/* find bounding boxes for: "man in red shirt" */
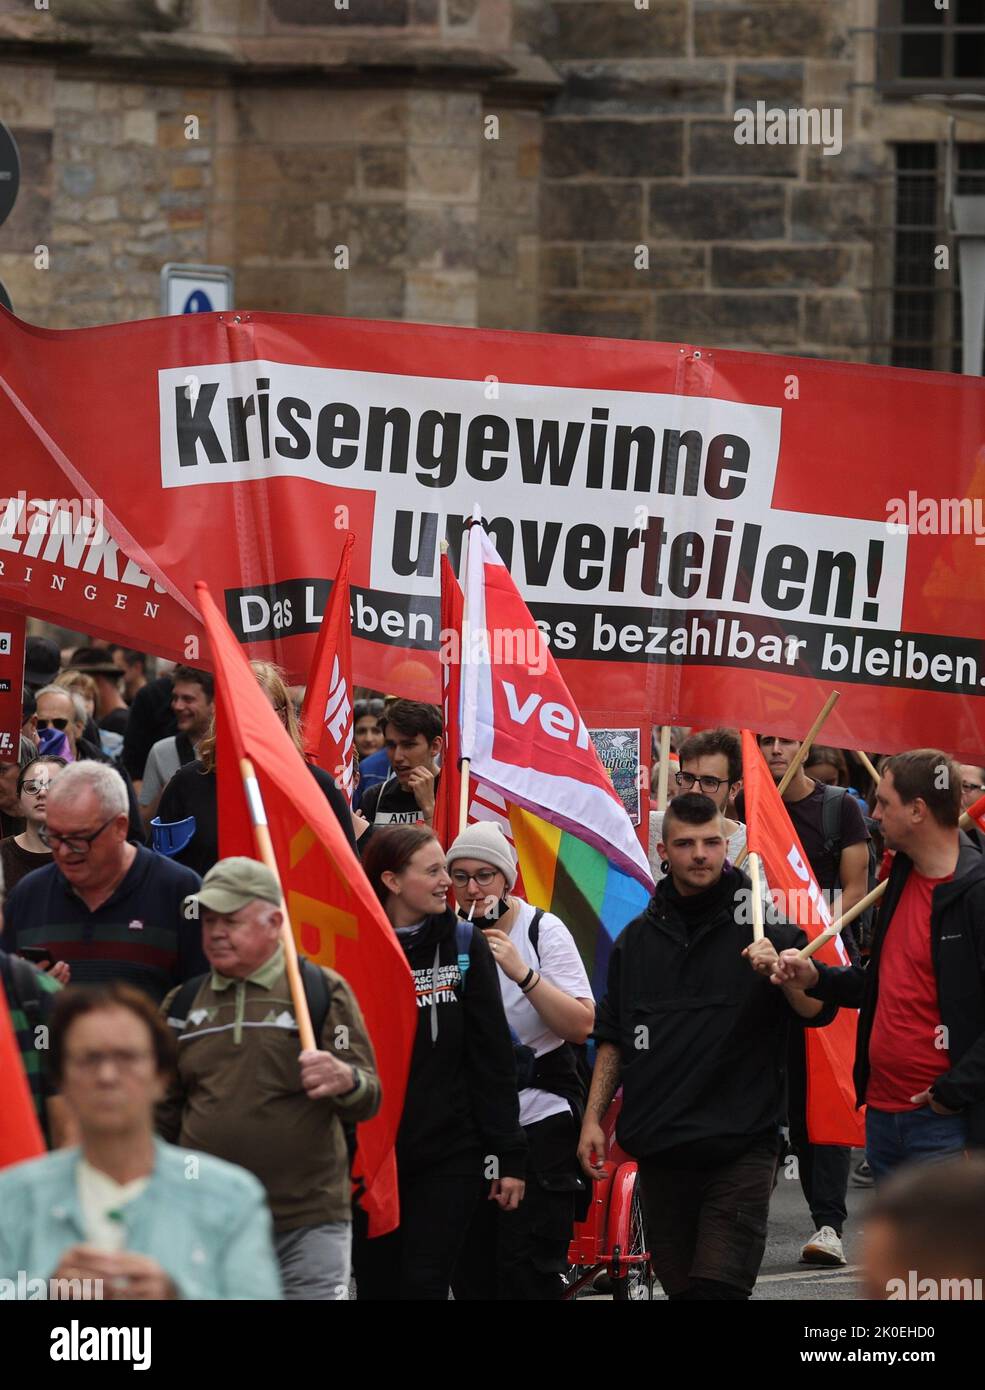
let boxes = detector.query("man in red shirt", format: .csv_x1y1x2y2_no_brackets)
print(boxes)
773,749,985,1180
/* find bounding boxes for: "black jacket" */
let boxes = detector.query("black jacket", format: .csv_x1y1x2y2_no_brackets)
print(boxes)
594,867,838,1165
156,758,358,877
808,839,985,1143
76,737,143,844
395,907,526,1181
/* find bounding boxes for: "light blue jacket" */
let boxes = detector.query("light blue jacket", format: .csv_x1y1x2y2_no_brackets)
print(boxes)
0,1138,282,1299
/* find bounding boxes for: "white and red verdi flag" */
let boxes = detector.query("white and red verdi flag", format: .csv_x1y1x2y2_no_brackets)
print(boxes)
460,517,652,888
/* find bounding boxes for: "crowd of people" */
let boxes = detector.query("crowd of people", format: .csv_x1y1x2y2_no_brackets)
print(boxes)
1,634,984,1302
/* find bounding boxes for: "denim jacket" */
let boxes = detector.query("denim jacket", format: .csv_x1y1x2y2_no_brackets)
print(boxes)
0,1138,282,1300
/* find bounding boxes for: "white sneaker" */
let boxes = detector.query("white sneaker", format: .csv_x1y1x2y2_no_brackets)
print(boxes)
800,1226,846,1266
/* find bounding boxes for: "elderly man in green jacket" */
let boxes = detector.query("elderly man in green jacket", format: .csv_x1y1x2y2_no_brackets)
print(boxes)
158,857,382,1301
0,980,280,1300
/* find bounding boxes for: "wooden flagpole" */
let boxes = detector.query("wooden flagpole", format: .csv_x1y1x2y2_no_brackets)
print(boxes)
855,749,881,788
656,725,672,812
240,756,316,1050
797,879,887,961
748,850,765,942
734,690,841,870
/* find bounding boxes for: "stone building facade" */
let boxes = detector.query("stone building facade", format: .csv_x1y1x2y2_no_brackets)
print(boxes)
0,0,981,367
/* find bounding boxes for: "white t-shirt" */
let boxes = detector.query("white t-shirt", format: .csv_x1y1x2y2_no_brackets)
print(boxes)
495,899,593,1128
139,736,184,806
76,1159,149,1252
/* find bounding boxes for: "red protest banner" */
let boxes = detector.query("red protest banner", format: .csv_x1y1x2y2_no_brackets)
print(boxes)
1,307,983,757
0,610,25,761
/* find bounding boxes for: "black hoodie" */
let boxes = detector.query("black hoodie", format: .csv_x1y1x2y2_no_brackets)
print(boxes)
395,907,526,1180
594,866,838,1167
808,838,985,1142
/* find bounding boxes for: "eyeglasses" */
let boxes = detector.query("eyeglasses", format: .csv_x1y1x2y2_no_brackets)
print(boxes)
40,813,118,854
675,771,729,794
962,781,985,795
36,717,70,731
450,868,500,887
21,779,53,795
65,1048,153,1075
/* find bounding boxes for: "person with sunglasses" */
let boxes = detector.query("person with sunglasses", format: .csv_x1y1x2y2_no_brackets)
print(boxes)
33,685,145,843
0,755,67,895
1,761,206,1004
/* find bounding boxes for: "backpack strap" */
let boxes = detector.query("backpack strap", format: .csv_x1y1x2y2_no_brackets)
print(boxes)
165,973,207,1030
174,732,197,768
528,907,545,963
298,956,332,1043
819,783,848,861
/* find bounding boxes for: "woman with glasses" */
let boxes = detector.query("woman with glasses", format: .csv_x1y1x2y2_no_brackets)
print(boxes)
0,755,67,894
445,822,595,1302
154,661,357,876
352,825,526,1300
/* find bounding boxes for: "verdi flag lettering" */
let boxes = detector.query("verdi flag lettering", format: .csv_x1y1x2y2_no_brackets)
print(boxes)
460,520,652,889
2,308,984,759
300,532,356,802
197,581,415,1236
432,546,464,851
0,972,45,1170
741,728,865,1148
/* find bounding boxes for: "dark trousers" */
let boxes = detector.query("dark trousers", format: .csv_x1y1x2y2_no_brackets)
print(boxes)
787,1031,850,1235
452,1111,580,1301
637,1136,779,1299
352,1171,483,1300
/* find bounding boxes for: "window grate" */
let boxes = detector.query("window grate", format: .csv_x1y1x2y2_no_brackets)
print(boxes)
876,0,985,93
874,142,985,372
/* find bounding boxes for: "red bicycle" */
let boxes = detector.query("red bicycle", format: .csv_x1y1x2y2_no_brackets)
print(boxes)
564,1096,654,1300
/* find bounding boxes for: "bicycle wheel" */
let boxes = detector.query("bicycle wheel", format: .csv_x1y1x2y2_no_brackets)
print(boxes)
611,1178,654,1301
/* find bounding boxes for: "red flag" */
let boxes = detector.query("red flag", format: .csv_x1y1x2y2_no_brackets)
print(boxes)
196,581,416,1236
0,973,46,1169
741,729,865,1148
966,790,985,835
432,547,463,851
300,532,356,802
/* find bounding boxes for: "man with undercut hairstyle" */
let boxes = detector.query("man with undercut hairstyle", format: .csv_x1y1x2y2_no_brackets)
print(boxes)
579,792,838,1302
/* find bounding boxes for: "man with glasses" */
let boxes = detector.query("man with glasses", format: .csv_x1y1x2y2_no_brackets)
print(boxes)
958,764,985,854
1,762,205,1003
33,684,144,842
0,981,281,1299
649,728,747,881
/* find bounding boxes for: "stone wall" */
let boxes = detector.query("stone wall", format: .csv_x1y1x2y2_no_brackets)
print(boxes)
0,0,980,361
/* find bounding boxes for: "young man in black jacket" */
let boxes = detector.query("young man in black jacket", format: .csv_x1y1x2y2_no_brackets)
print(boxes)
775,749,985,1180
578,792,838,1301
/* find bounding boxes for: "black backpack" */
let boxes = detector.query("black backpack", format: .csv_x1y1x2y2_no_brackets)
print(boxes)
166,956,357,1169
819,784,881,952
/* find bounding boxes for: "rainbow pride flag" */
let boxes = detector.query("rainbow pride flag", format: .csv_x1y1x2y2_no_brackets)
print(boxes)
470,784,651,998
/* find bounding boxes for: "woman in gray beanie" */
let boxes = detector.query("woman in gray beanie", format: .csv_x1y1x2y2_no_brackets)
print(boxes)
446,820,595,1302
